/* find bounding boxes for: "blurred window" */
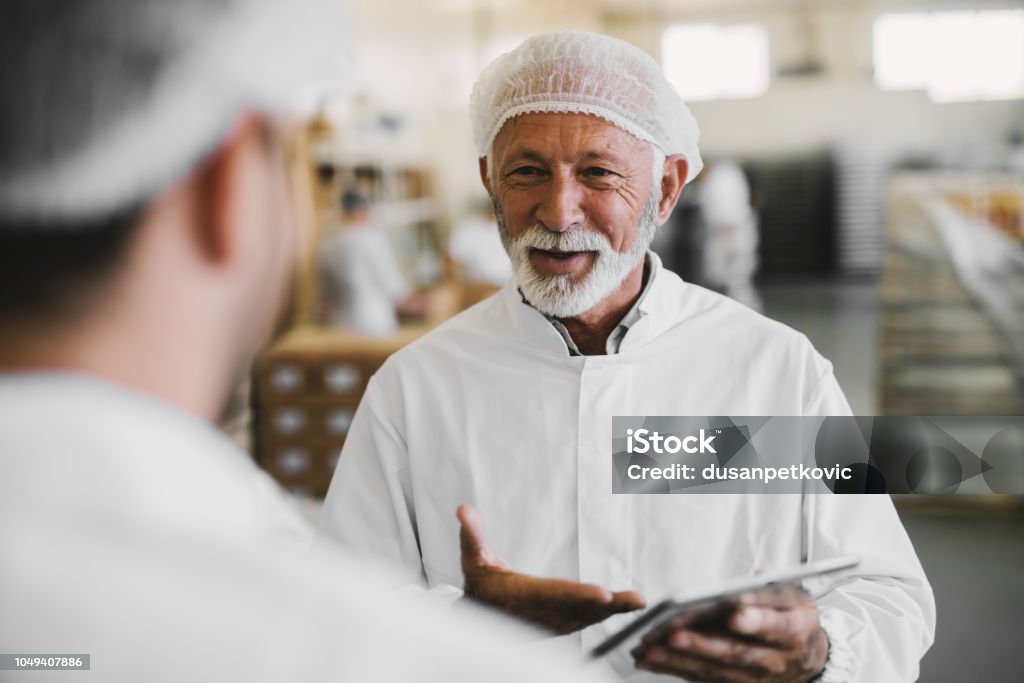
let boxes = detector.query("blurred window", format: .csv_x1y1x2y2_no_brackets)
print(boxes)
874,9,1024,103
662,24,770,101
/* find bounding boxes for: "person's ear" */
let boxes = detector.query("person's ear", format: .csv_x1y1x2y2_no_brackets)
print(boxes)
191,112,272,267
478,156,492,195
656,155,689,225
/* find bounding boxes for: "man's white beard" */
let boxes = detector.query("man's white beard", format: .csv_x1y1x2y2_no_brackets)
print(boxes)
494,188,661,318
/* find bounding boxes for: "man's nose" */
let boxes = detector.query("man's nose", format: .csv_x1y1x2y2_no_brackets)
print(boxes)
535,173,585,233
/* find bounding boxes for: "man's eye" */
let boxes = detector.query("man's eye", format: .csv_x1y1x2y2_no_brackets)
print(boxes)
584,167,615,178
510,167,543,177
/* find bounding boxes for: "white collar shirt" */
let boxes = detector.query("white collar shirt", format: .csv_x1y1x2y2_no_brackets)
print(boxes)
532,254,657,357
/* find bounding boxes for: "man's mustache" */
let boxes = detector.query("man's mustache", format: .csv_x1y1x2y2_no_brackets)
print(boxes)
511,224,614,255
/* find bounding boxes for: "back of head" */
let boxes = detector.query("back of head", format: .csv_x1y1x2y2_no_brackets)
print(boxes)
0,0,342,321
341,189,370,217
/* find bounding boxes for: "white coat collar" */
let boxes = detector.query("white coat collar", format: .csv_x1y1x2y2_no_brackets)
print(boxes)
500,251,687,357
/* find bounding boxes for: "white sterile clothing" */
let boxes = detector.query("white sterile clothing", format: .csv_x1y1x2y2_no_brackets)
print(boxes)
0,373,610,683
542,258,655,356
700,160,761,311
448,215,512,285
318,253,935,682
319,224,410,336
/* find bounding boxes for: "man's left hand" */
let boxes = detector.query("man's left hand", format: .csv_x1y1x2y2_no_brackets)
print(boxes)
631,585,828,683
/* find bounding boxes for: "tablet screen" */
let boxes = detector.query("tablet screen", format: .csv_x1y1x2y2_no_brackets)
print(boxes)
589,555,860,658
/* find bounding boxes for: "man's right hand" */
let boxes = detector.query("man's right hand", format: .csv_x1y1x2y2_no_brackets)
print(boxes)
457,504,645,635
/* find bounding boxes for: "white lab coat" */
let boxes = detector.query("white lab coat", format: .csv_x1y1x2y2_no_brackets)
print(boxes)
448,214,513,285
318,254,935,682
319,224,410,336
0,372,610,683
700,161,761,311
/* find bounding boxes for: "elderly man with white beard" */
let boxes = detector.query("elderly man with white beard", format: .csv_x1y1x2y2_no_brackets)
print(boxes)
318,31,934,683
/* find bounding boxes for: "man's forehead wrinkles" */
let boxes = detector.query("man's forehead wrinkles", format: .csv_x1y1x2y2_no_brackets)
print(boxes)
581,149,629,164
500,143,637,168
504,147,547,162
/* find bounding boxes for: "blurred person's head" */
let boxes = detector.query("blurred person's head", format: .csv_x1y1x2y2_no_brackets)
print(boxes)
340,189,371,227
469,31,701,318
0,0,342,420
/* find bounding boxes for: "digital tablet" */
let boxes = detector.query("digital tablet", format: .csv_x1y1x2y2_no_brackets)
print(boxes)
589,555,860,658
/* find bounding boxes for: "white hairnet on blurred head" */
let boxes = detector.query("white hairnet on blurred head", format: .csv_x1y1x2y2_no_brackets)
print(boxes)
470,30,703,184
0,0,347,223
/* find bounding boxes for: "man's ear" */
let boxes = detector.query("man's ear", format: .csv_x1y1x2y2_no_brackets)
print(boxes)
192,112,270,266
656,155,689,225
478,156,492,195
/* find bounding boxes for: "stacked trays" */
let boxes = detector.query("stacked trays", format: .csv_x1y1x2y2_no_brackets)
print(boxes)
880,189,1024,415
253,326,428,497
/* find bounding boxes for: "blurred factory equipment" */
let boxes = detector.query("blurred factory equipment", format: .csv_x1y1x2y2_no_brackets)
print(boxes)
253,327,427,497
881,174,1024,415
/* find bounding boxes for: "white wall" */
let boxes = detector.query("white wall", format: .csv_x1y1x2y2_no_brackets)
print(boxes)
607,0,1024,162
334,0,1024,226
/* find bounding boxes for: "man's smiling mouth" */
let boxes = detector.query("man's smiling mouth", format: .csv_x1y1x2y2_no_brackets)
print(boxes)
531,248,594,260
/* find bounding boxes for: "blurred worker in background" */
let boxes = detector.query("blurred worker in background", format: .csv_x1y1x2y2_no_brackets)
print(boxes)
648,179,707,284
1007,130,1024,177
697,158,763,311
319,30,934,683
318,189,426,335
448,198,513,285
0,3,611,682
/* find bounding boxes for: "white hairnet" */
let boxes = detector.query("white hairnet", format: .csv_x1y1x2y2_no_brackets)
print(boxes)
470,31,703,184
0,0,348,223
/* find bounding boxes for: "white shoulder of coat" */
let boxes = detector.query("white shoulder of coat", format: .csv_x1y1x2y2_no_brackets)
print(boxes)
647,269,821,356
378,290,513,368
375,275,826,379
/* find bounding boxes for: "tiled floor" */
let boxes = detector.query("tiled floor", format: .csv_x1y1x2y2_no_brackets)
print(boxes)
898,508,1023,682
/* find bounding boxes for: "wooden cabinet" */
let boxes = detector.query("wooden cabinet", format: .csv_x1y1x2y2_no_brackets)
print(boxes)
252,325,430,497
